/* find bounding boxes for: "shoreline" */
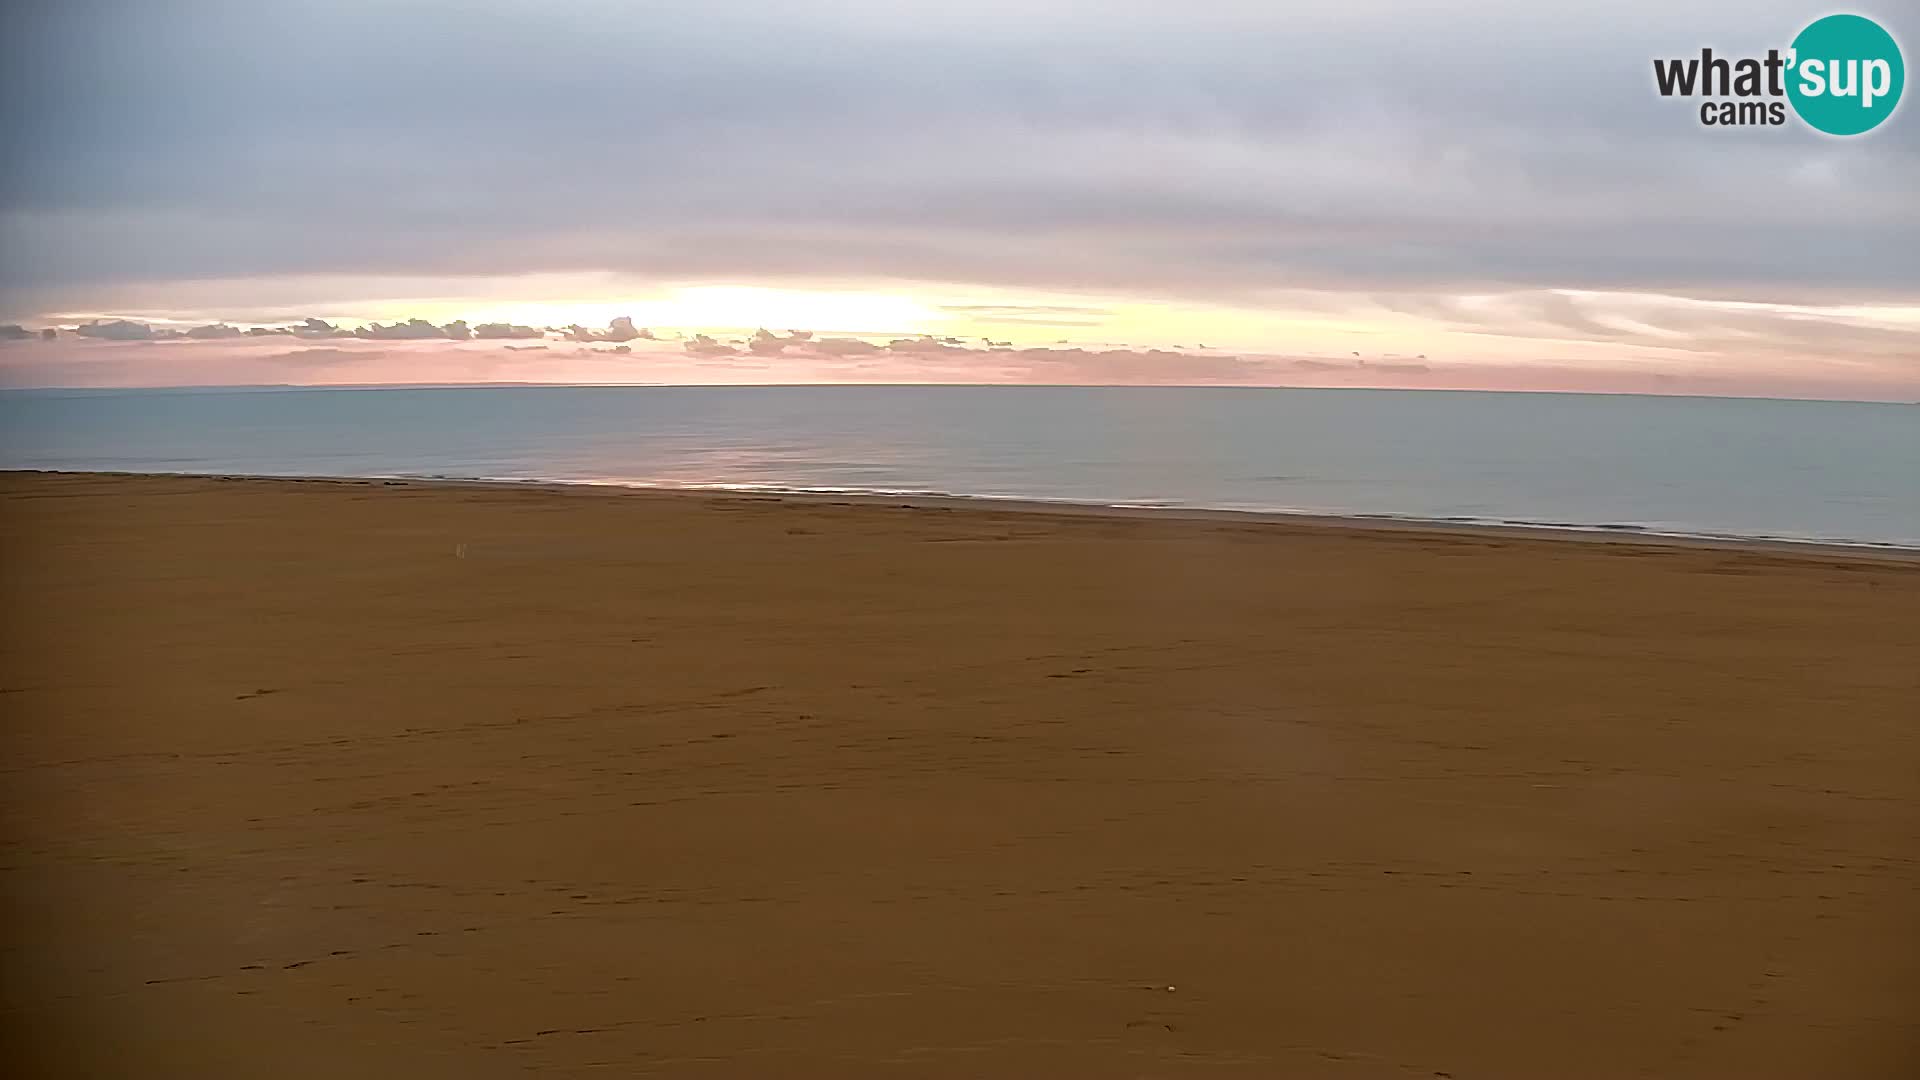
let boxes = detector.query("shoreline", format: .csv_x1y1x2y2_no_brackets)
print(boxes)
4,381,1918,408
10,466,1919,564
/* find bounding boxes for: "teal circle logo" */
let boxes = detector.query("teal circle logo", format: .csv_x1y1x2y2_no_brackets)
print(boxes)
1787,14,1904,135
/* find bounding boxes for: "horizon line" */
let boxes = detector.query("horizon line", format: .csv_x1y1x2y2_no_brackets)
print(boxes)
1,380,1912,407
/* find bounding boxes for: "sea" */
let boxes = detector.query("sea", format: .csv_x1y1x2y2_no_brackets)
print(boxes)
3,384,1916,549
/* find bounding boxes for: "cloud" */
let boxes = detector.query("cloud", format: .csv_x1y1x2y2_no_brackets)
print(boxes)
473,322,545,339
263,347,376,367
668,331,1267,385
941,304,1114,319
809,336,884,355
54,314,526,342
684,333,739,357
292,317,347,338
605,316,652,341
0,1,1911,312
1375,289,1920,361
0,324,32,341
74,319,153,340
354,318,463,340
4,312,1913,399
565,316,654,342
940,304,1115,327
26,316,1263,386
883,336,969,356
747,328,814,355
978,346,1261,385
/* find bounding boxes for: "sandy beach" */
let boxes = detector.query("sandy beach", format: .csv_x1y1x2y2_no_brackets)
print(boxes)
3,470,1916,1077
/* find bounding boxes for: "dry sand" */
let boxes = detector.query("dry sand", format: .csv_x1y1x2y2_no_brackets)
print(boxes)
3,471,1917,1078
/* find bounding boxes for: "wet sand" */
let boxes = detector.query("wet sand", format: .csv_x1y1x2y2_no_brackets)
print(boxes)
4,471,1917,1077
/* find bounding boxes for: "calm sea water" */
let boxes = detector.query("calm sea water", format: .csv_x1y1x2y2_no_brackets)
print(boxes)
3,385,1916,548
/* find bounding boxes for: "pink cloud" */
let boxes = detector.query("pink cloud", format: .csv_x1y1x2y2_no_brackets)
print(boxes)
2,315,1915,403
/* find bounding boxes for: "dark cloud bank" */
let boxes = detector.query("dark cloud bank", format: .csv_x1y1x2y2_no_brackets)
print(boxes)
7,315,1429,388
5,316,649,344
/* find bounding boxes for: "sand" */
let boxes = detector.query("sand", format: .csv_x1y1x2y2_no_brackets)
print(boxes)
3,470,1917,1078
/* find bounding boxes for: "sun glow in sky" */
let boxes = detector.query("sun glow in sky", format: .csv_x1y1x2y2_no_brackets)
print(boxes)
384,282,1426,356
426,287,953,340
5,274,1917,400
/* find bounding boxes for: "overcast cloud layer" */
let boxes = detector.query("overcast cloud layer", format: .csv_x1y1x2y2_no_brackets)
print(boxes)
0,1,1914,397
4,1,1916,300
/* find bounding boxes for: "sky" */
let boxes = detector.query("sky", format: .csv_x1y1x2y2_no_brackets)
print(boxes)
0,0,1914,398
